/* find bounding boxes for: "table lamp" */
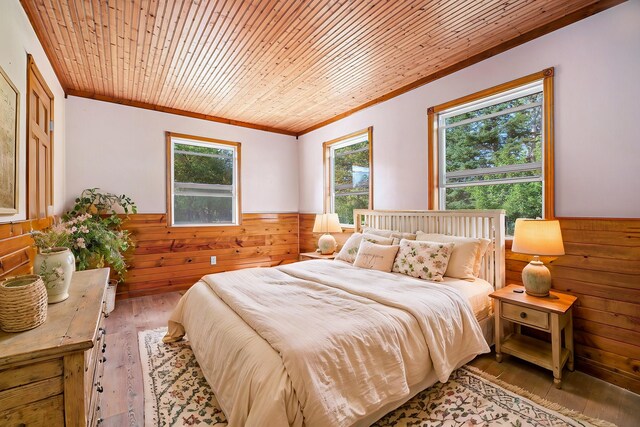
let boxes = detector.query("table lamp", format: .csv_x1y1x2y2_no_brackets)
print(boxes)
313,213,342,254
512,219,565,297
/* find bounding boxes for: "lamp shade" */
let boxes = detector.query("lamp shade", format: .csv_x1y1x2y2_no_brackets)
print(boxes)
312,213,342,233
512,219,565,256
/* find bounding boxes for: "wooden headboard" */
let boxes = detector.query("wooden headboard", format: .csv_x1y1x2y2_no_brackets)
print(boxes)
353,209,506,290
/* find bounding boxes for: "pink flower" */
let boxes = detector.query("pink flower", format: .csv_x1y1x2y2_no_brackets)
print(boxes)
75,237,86,249
79,225,89,233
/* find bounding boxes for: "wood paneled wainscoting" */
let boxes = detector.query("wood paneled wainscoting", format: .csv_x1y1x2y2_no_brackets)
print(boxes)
506,218,640,393
118,213,299,299
0,217,53,279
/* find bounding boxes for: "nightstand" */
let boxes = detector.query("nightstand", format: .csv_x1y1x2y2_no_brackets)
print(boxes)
299,251,337,261
490,284,577,388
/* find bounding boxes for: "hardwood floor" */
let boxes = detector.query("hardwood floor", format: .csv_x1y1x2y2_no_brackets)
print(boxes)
103,292,640,427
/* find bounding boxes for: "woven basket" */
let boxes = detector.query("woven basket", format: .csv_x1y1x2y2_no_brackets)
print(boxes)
0,275,48,333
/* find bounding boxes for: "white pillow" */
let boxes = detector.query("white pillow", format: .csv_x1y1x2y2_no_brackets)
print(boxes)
415,232,491,280
335,233,394,264
392,239,454,282
353,240,399,272
362,227,416,245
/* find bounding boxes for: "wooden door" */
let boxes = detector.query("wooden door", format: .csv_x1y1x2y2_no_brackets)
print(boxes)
27,55,54,219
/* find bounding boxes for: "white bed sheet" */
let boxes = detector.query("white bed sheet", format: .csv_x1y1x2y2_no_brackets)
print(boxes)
439,276,494,321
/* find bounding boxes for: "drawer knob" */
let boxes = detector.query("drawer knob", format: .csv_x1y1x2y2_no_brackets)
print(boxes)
102,356,107,363
102,343,107,353
520,312,527,319
97,418,104,424
97,385,104,393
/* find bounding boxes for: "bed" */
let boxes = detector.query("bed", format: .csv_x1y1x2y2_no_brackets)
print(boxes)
164,209,506,427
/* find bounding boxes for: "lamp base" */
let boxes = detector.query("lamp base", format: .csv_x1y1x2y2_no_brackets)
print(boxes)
317,233,337,255
522,256,551,297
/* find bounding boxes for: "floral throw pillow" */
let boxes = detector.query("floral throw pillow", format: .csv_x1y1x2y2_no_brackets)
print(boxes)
392,239,455,282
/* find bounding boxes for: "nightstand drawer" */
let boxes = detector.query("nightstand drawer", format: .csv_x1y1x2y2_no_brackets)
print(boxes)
502,302,549,330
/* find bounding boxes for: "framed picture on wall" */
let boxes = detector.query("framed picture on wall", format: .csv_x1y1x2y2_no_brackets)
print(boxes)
0,65,19,215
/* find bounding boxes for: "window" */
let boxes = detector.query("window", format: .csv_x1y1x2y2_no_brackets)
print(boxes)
323,127,373,226
166,132,241,226
428,69,555,235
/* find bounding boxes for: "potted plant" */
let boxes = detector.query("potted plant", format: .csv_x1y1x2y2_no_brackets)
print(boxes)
32,188,137,307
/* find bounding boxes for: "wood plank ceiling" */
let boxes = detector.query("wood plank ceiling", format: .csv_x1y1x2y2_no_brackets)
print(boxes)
20,0,622,135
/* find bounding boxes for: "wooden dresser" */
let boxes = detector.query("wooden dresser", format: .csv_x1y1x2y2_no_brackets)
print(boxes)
0,268,109,426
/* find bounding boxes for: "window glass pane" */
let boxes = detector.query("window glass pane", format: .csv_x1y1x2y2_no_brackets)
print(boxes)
440,87,544,232
332,139,369,225
173,195,233,225
174,143,233,185
333,141,369,192
445,104,542,174
334,194,369,226
171,139,237,226
445,182,542,235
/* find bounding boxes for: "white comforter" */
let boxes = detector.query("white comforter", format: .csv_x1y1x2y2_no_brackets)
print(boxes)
165,260,489,426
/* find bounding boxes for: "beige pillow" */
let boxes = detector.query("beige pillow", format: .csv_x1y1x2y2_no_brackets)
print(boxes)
353,240,400,272
390,232,416,245
362,227,394,238
392,239,454,282
335,233,394,264
415,232,491,280
362,227,416,245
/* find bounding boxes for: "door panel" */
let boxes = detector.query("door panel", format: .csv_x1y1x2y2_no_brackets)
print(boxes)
27,56,54,219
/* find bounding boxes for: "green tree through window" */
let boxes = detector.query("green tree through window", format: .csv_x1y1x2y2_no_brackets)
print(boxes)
438,84,545,235
325,130,372,225
168,134,240,226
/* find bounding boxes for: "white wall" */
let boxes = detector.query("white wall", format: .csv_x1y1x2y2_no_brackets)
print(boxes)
298,1,640,218
65,97,299,213
0,0,66,222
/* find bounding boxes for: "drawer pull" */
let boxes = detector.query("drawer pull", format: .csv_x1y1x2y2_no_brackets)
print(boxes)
97,418,104,425
520,312,527,319
102,343,107,353
97,385,104,393
102,356,107,363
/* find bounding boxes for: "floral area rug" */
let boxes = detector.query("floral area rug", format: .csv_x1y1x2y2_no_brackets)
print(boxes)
139,327,615,427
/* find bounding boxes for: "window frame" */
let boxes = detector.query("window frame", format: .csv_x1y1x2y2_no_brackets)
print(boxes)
166,131,242,227
427,68,555,220
323,127,373,227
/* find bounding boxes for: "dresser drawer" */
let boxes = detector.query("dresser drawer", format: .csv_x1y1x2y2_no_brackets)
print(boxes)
501,302,549,330
0,395,64,426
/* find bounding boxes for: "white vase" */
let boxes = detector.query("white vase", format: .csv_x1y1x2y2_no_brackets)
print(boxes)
34,247,76,304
